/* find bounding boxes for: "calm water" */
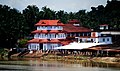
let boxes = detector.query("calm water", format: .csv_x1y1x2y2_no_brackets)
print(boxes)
0,58,120,71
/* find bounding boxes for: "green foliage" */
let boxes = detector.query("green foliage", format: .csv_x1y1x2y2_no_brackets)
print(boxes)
0,48,9,57
18,39,28,48
0,5,27,48
23,5,40,32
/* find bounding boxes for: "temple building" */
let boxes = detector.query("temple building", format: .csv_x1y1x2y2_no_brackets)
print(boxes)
28,20,91,50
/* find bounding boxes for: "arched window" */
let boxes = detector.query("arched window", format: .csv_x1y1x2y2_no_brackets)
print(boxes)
107,38,109,41
103,38,105,42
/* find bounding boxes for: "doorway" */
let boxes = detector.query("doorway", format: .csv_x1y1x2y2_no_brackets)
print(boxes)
40,43,43,50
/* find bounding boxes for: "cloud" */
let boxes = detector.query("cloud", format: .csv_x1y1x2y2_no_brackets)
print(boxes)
0,0,106,12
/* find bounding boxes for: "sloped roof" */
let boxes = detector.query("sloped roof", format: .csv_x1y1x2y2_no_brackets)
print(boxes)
32,24,91,33
28,39,61,43
99,24,108,26
49,39,61,43
63,24,91,33
35,20,64,26
31,30,41,33
28,39,40,43
49,30,60,33
68,19,80,24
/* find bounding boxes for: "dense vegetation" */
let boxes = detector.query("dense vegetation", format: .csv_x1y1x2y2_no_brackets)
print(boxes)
0,0,120,49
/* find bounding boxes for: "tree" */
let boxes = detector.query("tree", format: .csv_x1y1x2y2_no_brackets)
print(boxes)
56,10,69,23
40,6,56,20
0,5,27,48
23,5,40,33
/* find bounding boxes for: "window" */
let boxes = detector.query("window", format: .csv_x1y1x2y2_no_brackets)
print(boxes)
84,33,87,36
37,26,41,30
103,38,105,42
81,33,83,36
55,26,57,30
79,33,80,36
91,39,93,42
80,39,82,42
43,26,45,30
83,33,84,36
86,33,91,36
35,34,39,38
58,26,61,30
107,38,109,41
76,33,79,37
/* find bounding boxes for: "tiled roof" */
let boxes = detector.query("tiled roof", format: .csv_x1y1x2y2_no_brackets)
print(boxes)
75,36,99,38
31,30,41,33
35,20,64,26
28,39,61,43
63,24,91,33
68,19,80,24
103,49,120,52
28,39,73,45
49,30,59,33
49,39,61,43
99,24,108,26
83,47,120,52
49,30,66,33
28,39,40,43
40,39,49,43
32,24,91,33
60,40,71,45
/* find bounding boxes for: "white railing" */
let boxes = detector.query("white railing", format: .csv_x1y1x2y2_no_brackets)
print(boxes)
34,33,66,39
37,26,63,30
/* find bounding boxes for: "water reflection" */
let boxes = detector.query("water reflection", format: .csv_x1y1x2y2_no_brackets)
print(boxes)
0,57,120,71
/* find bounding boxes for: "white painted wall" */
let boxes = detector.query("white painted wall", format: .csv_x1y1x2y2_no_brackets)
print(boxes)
96,32,101,37
28,43,61,50
100,26,108,30
100,26,104,30
101,31,120,35
98,37,112,44
34,33,66,39
77,36,112,44
37,26,63,30
43,43,61,50
28,43,40,50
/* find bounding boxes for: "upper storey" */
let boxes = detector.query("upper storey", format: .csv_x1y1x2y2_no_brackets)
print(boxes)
35,20,64,30
68,19,81,26
99,24,109,30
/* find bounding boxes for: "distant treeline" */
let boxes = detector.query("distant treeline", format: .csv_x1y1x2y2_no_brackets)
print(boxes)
0,0,120,48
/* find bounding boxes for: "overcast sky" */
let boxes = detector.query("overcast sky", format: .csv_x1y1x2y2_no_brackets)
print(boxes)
0,0,107,12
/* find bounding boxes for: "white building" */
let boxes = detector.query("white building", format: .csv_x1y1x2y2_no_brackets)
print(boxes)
28,20,112,50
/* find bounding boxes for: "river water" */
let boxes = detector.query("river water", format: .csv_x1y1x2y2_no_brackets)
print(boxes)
0,58,120,71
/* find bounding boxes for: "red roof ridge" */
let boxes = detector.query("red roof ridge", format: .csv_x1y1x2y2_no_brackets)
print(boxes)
35,20,64,26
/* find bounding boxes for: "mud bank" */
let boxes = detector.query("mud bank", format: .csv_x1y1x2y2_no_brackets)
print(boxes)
11,52,120,65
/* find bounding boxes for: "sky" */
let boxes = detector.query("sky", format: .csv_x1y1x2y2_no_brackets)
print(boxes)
0,0,107,12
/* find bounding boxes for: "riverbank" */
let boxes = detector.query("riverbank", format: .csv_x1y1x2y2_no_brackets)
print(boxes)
41,54,120,64
10,52,120,65
1,47,118,65
1,51,120,68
